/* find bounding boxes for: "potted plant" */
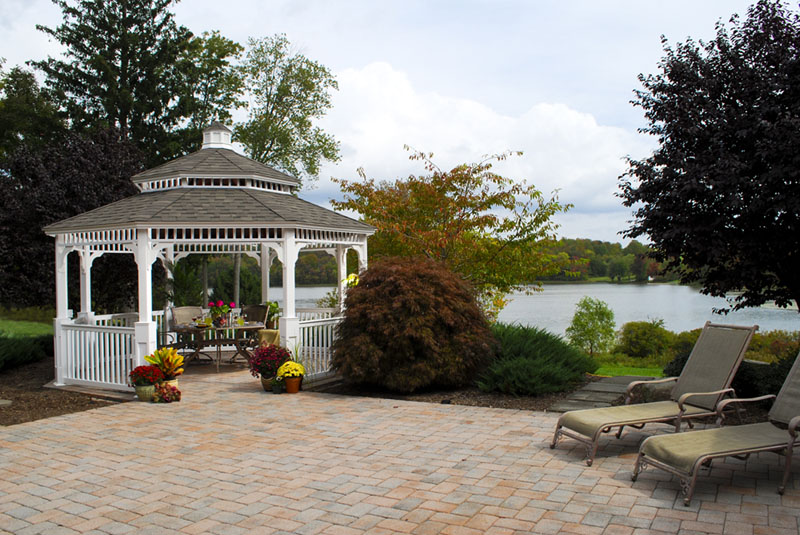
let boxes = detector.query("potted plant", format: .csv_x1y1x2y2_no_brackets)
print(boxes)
128,365,164,401
153,383,181,403
208,299,235,327
265,301,280,329
276,360,305,393
145,347,185,387
249,344,291,391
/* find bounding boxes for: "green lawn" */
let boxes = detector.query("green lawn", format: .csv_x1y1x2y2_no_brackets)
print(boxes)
0,319,53,337
593,365,664,377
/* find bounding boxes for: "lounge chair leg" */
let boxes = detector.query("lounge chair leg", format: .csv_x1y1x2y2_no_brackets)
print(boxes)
585,441,599,466
682,475,698,506
615,425,625,439
778,442,795,494
632,452,644,481
550,425,561,449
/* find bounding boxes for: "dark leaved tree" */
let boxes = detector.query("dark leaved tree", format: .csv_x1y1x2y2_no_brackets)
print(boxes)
0,129,143,309
331,257,495,393
620,0,800,311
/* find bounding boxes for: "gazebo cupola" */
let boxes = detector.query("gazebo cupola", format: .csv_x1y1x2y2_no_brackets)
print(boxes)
44,122,374,392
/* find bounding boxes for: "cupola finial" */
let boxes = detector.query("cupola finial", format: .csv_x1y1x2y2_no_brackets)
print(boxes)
202,121,233,149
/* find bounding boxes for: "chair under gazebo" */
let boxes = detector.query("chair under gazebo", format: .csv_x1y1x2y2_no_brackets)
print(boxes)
44,123,374,392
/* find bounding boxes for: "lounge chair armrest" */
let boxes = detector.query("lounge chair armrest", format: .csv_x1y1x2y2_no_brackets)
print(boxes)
624,377,677,404
677,388,734,411
715,394,776,420
788,415,800,437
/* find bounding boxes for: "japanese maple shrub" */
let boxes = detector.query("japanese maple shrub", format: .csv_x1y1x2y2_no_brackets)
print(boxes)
331,257,495,393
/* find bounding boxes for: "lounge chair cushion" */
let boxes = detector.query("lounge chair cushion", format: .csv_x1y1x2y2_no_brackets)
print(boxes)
560,401,710,438
640,421,789,475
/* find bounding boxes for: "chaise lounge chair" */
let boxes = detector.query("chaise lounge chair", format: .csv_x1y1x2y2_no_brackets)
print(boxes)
550,322,757,466
632,351,800,505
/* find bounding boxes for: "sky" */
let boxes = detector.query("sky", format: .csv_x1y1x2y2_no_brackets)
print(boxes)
2,0,760,243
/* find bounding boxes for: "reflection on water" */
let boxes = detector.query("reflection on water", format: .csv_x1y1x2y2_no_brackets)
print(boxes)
280,284,799,336
499,283,799,336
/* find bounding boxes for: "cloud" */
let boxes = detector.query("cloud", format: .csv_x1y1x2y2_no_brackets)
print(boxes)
307,62,655,242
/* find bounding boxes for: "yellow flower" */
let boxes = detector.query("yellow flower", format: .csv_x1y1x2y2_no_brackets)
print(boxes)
277,360,305,378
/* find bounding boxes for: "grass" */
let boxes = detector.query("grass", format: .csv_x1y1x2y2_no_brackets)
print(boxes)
0,319,54,337
594,365,664,377
592,352,668,378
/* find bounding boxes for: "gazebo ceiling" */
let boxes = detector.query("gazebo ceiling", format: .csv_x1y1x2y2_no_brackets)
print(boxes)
43,187,374,234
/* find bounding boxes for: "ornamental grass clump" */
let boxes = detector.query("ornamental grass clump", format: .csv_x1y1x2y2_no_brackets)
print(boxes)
249,344,291,378
128,365,164,387
144,347,184,380
477,323,597,396
331,257,495,393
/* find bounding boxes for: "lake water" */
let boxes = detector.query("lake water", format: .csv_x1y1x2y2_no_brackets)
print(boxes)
284,284,799,336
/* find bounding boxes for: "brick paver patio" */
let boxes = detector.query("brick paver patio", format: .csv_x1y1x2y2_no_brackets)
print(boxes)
1,370,798,535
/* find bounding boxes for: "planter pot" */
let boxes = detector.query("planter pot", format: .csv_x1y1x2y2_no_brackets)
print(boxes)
260,376,275,392
135,385,155,402
160,379,179,389
284,376,301,394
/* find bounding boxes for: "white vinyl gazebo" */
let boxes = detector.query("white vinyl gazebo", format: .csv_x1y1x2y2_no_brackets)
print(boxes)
44,123,373,391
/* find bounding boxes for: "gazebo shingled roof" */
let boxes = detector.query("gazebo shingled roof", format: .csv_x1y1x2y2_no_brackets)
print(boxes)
44,186,374,234
131,147,301,186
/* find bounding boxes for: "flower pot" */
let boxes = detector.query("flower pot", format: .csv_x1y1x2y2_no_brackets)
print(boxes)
135,384,155,402
160,379,179,389
284,376,301,394
260,376,275,392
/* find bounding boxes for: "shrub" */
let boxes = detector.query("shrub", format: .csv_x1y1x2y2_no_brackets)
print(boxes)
330,257,495,393
477,323,597,396
746,330,800,363
0,334,51,372
565,296,616,356
614,319,674,359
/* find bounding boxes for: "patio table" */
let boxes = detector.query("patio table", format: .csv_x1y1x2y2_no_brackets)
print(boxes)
173,323,263,371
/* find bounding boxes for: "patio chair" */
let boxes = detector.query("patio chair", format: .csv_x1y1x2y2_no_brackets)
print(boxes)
240,305,267,324
550,322,757,466
168,306,209,361
632,351,800,505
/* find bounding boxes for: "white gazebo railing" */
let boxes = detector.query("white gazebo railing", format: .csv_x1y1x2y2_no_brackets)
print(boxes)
298,315,341,383
61,323,136,390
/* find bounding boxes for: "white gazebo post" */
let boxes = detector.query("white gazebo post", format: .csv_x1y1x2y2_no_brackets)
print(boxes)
133,229,157,366
77,247,98,324
279,229,300,349
335,245,348,311
53,236,70,386
261,245,276,304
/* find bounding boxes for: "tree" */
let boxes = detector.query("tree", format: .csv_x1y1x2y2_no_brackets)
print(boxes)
565,296,616,357
236,34,339,182
608,257,630,281
330,257,495,393
619,0,800,311
0,129,143,308
332,148,570,314
33,0,239,165
175,31,245,152
0,66,65,159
